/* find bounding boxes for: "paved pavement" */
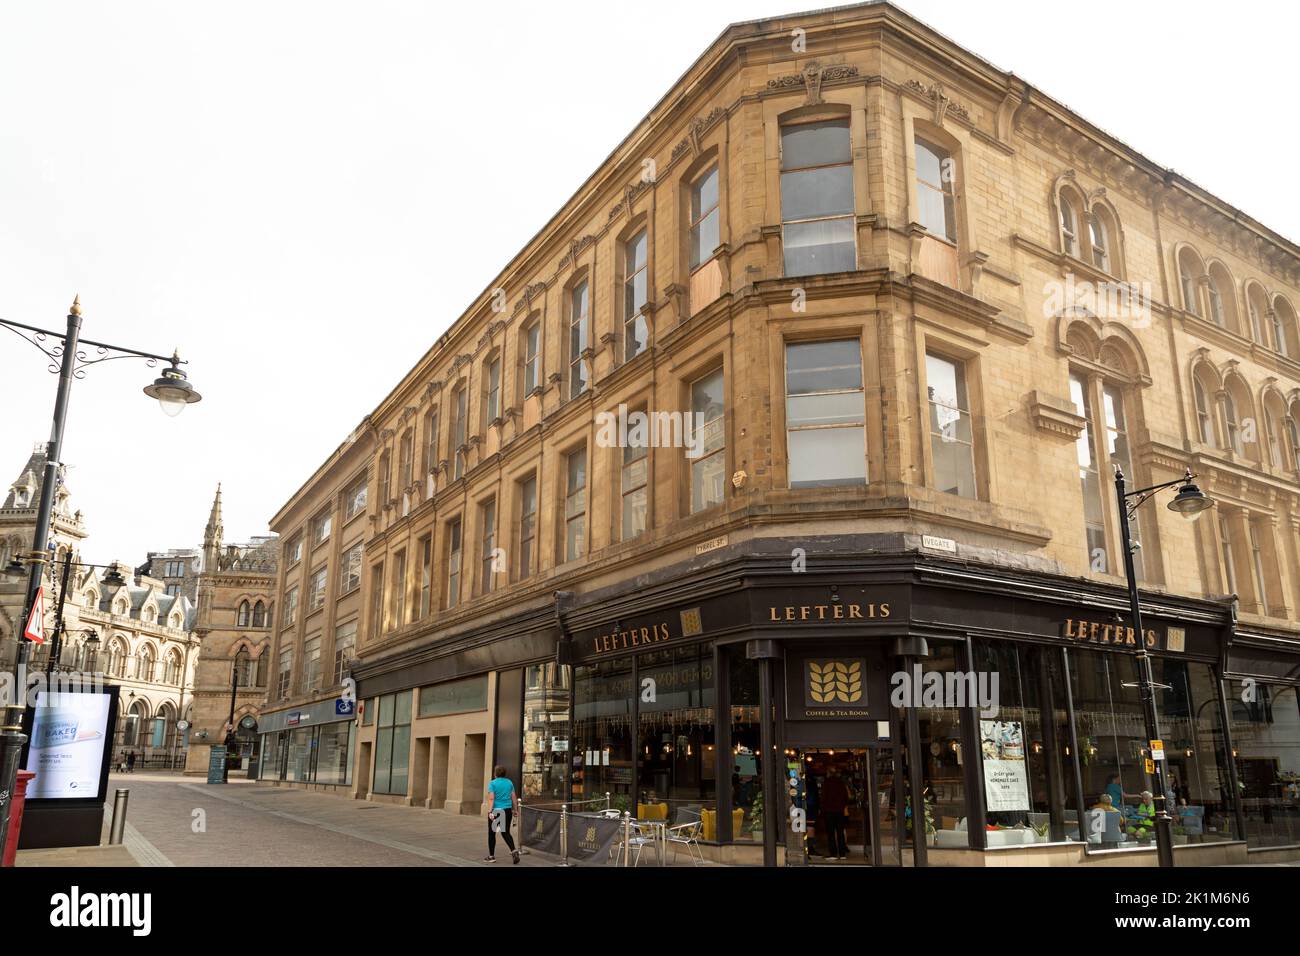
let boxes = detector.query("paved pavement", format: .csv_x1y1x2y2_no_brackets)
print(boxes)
15,771,709,867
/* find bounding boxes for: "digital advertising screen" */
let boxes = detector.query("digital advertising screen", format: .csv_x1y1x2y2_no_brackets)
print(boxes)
23,690,115,801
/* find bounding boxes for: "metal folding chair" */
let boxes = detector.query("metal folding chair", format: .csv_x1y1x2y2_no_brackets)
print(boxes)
666,819,705,865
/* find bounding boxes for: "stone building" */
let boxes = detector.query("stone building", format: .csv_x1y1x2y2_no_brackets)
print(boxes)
262,3,1300,864
138,548,202,603
1,446,200,767
181,486,278,775
258,427,372,789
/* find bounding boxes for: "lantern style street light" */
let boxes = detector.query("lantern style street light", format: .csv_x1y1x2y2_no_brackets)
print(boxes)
1114,466,1214,869
0,296,202,861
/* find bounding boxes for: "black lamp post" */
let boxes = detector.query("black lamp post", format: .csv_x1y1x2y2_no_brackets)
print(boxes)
0,296,201,863
224,647,249,783
1114,465,1214,868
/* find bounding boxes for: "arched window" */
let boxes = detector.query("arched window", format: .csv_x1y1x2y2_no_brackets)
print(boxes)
1223,389,1241,455
1246,283,1269,346
1178,247,1205,316
1273,297,1297,359
164,650,183,684
237,601,250,627
1088,212,1111,273
252,600,266,627
1222,375,1256,460
1058,190,1081,257
109,638,128,678
1206,263,1238,332
1288,404,1300,471
136,645,156,682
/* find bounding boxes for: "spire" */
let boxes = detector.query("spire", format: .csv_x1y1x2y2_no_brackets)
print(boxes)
203,483,223,570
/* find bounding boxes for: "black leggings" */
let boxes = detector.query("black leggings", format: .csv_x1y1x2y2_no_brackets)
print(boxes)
488,808,516,856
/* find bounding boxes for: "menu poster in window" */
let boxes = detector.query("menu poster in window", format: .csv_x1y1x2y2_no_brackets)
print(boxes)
979,719,1030,812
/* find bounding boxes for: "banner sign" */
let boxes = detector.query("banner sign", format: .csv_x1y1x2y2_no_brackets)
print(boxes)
566,814,624,866
980,720,1030,812
521,806,562,856
24,691,112,800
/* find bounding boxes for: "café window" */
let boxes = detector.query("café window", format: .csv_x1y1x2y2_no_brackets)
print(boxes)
728,647,763,842
1227,683,1300,848
785,339,865,488
780,118,855,276
637,644,716,825
523,663,571,804
914,644,971,846
572,656,635,808
689,369,725,514
926,353,976,498
373,690,413,796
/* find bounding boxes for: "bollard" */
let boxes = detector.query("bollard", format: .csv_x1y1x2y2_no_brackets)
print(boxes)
108,788,130,845
605,791,611,811
560,803,569,866
622,811,631,867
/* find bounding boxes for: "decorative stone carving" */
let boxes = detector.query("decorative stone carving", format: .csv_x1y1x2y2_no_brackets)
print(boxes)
767,62,859,106
904,79,970,124
558,235,596,270
671,105,727,161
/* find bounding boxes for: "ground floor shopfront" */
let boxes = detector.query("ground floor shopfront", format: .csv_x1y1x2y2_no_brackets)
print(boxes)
352,553,1300,866
258,698,356,790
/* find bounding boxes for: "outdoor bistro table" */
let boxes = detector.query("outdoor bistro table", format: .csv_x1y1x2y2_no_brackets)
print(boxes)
636,819,668,866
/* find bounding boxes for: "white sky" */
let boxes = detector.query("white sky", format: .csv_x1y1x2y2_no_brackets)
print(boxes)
1,0,1295,566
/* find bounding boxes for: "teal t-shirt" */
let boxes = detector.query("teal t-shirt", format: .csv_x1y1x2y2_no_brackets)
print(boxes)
488,777,515,811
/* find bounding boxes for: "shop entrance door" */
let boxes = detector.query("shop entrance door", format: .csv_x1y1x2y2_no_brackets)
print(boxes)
792,746,903,865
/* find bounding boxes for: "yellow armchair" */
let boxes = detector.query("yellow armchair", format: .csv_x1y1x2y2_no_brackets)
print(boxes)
637,802,669,821
700,808,745,841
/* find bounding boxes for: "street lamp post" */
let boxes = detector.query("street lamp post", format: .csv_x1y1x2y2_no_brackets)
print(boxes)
0,296,201,863
1114,465,1214,869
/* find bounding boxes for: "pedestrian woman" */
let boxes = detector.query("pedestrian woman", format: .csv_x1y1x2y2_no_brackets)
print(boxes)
484,766,520,864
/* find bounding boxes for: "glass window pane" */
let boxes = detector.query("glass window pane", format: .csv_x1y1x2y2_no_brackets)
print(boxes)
787,391,866,428
787,340,863,394
788,428,865,487
691,209,719,268
781,119,851,170
780,166,854,222
782,218,856,277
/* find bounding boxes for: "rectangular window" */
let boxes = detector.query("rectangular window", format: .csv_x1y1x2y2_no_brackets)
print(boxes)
624,231,649,361
690,369,726,513
1219,516,1237,594
785,340,865,487
164,560,185,577
1071,374,1108,573
369,563,384,637
780,119,855,276
302,636,321,693
523,321,542,395
165,584,180,597
344,474,368,521
418,675,489,718
446,519,462,609
569,280,589,400
915,137,956,243
286,536,302,567
689,167,720,270
622,440,648,540
378,451,392,504
418,534,432,619
372,690,412,796
452,385,468,480
390,549,407,627
332,620,357,686
481,498,498,593
339,542,363,594
518,475,537,578
283,586,299,627
927,353,977,498
485,356,502,423
565,448,587,562
422,408,439,475
312,512,331,545
1250,521,1270,610
308,566,328,611
276,648,293,700
398,430,413,489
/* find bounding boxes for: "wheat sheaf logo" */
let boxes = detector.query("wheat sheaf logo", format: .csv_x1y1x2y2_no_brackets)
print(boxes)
534,818,544,835
584,825,597,843
808,660,863,704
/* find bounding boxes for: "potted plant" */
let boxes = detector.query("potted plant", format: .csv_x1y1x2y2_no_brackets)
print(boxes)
905,790,937,845
1172,823,1188,846
1032,820,1050,843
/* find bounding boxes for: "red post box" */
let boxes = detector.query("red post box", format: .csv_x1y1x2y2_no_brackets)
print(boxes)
2,770,35,867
